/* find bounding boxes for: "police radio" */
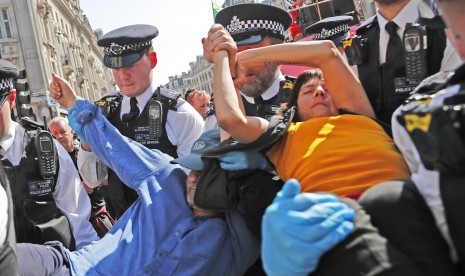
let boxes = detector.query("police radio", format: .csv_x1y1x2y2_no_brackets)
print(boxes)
147,98,163,139
35,129,57,178
403,23,428,80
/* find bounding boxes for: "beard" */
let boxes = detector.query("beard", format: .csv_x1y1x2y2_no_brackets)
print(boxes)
239,62,279,98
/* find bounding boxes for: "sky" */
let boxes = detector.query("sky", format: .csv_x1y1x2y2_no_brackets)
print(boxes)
79,0,226,86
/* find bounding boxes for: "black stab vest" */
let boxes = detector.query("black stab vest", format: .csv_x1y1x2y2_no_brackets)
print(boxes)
2,131,75,250
101,89,183,218
357,16,446,124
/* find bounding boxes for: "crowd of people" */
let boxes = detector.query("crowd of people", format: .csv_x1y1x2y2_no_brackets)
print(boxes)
1,0,465,275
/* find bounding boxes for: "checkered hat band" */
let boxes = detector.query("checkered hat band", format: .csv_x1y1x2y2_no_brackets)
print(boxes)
313,24,349,40
226,19,286,37
103,41,152,56
0,78,13,92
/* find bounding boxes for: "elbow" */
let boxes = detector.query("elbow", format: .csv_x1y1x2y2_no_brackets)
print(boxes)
217,114,246,136
322,40,340,58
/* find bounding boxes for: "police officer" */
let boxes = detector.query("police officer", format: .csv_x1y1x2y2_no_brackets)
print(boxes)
77,24,204,219
0,60,98,250
354,0,461,124
359,1,465,274
305,15,353,55
214,3,294,122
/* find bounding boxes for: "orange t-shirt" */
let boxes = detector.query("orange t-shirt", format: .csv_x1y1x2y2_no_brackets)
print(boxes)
267,115,410,197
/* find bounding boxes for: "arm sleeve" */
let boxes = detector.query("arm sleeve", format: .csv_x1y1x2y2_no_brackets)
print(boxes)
71,99,172,190
53,141,99,249
391,106,419,173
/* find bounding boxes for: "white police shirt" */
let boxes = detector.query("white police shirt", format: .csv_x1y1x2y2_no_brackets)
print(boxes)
0,121,98,249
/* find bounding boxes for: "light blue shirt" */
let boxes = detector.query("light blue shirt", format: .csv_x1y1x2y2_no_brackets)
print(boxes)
65,99,259,275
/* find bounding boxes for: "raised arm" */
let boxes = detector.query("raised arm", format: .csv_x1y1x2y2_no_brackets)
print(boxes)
236,41,375,118
204,25,269,144
49,74,173,190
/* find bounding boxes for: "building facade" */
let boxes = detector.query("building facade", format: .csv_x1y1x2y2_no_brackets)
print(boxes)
164,55,214,99
1,0,114,125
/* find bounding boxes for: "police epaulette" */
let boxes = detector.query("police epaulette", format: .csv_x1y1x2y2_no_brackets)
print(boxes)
356,15,377,35
20,117,44,131
205,107,216,118
159,88,184,110
96,93,122,104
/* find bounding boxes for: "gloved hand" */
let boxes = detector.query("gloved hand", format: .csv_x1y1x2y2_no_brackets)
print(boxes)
218,151,268,171
262,179,355,276
68,106,88,144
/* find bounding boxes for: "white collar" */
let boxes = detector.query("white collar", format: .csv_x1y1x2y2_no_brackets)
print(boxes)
122,83,157,111
377,0,420,33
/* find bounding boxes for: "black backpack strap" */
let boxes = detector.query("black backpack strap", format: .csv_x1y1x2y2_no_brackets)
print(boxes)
203,107,296,157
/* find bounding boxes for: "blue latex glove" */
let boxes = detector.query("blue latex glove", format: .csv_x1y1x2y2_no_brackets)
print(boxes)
68,106,88,144
262,179,355,276
218,151,268,171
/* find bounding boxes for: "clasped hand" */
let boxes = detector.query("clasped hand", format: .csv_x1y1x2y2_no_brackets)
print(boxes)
202,24,251,87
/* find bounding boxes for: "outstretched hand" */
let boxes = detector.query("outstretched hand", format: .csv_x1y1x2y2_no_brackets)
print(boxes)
49,73,77,109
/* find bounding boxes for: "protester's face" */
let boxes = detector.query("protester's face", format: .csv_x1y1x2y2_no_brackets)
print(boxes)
237,38,280,98
438,0,465,62
50,123,74,152
112,53,153,97
297,77,338,121
0,91,15,140
186,170,200,207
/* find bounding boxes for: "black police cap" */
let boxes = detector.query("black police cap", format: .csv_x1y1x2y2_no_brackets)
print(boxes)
215,3,292,46
0,59,20,107
97,24,159,69
305,15,352,46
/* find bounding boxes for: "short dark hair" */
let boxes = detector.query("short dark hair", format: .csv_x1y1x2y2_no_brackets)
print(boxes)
278,69,324,120
185,88,196,100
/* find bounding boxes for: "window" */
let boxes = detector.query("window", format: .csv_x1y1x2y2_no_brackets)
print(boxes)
0,8,12,39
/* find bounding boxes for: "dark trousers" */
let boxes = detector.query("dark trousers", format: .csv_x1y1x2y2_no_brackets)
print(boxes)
359,180,464,276
17,241,70,276
312,196,423,275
